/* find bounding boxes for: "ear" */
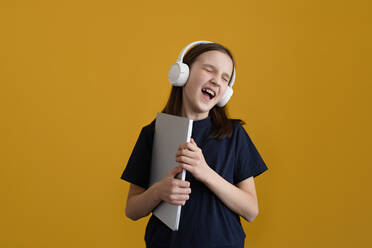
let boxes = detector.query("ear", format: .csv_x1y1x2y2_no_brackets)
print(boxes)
217,86,233,107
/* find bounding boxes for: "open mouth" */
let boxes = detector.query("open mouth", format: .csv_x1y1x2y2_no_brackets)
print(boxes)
201,87,216,100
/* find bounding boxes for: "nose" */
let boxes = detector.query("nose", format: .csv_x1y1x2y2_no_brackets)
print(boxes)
210,74,223,86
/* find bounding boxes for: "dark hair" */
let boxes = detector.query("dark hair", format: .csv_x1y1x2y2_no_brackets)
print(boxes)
162,42,245,139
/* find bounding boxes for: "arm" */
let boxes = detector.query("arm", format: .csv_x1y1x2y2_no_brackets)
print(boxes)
125,183,160,221
176,139,259,222
203,172,259,222
125,166,191,221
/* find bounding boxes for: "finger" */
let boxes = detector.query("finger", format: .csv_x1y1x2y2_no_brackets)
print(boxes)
176,155,194,165
170,200,187,206
180,163,193,173
179,140,197,150
171,187,191,195
179,142,198,152
178,142,189,150
172,179,190,188
167,166,183,177
176,149,197,159
169,194,189,202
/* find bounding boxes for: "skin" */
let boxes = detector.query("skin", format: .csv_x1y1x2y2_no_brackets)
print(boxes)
125,50,259,222
181,50,232,120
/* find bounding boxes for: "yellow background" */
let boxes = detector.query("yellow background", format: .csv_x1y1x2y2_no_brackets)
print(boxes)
1,0,371,247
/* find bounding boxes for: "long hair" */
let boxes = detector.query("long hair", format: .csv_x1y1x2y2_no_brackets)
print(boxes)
162,42,245,139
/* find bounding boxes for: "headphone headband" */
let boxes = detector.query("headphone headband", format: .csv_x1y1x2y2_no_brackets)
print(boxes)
176,40,213,62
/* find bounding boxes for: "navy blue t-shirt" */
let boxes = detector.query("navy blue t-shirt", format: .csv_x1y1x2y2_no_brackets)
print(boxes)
121,115,268,248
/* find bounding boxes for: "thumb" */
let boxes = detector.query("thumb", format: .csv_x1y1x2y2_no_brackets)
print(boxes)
167,165,183,177
190,138,196,145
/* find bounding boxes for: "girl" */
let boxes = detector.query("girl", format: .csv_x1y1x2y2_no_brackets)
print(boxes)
121,41,268,248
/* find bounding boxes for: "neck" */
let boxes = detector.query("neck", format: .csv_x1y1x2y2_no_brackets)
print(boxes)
181,104,209,121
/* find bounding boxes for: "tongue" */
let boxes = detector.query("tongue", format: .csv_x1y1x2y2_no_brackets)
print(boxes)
202,91,212,99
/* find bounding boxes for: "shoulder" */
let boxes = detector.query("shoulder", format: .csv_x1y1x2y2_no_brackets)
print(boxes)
142,119,155,133
135,119,156,146
139,118,156,134
230,120,256,147
230,119,248,137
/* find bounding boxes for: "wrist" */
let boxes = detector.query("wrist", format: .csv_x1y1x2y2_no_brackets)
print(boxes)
201,165,214,185
149,182,161,203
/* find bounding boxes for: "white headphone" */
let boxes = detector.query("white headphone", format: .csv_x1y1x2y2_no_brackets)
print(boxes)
168,40,236,107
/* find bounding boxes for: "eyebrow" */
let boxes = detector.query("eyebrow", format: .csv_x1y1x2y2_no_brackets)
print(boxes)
202,63,231,80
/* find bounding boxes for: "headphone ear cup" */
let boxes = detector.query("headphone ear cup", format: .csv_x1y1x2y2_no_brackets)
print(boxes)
217,86,233,107
168,62,190,87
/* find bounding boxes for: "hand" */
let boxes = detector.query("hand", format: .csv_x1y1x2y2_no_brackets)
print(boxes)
155,166,191,206
176,138,212,183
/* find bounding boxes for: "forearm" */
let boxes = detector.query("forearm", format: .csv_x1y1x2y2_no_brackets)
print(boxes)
126,166,191,221
125,183,161,220
202,168,258,222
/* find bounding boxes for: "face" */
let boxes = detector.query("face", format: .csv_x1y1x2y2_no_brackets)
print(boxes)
182,50,233,119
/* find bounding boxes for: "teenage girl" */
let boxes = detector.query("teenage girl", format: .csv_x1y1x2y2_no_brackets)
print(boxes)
121,41,268,248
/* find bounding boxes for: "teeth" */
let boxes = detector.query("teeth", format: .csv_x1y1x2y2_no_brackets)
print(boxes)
206,89,215,97
202,88,215,97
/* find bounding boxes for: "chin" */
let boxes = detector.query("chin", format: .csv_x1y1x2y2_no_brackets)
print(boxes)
193,96,218,113
197,103,215,113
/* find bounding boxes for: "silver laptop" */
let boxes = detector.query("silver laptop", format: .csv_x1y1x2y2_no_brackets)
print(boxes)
149,112,193,231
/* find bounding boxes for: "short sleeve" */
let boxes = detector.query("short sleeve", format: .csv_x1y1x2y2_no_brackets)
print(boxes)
120,122,154,189
234,124,268,184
